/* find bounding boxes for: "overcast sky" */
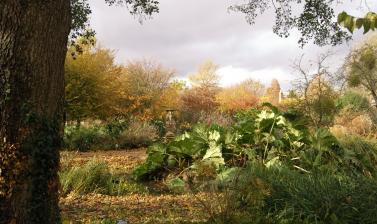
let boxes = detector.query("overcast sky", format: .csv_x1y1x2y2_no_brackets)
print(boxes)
90,0,377,90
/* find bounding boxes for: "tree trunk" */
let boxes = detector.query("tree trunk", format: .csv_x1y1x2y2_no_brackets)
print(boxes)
0,1,71,223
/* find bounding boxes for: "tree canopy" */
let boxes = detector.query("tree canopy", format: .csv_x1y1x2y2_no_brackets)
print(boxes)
344,34,377,107
231,0,376,46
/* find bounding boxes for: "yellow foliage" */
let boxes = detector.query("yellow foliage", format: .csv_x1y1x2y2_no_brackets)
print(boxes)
115,60,176,120
189,60,219,89
65,44,122,121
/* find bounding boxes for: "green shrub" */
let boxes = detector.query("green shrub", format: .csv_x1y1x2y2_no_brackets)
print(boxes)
104,118,129,139
337,135,377,177
59,159,148,196
336,91,370,112
207,164,377,224
63,125,113,151
60,159,113,195
118,119,158,148
151,119,166,137
133,106,309,181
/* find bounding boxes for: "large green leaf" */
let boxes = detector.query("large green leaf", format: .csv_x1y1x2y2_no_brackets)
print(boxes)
202,141,225,168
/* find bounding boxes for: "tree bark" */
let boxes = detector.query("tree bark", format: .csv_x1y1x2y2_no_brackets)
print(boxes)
0,1,71,223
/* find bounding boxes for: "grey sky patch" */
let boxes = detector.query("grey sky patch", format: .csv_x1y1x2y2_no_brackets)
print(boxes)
90,0,376,91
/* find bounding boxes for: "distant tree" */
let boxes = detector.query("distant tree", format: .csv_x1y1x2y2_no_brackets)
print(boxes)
344,35,377,108
182,61,221,122
292,53,338,128
231,0,376,46
216,79,263,113
189,61,220,89
64,42,121,124
154,80,186,119
118,60,175,120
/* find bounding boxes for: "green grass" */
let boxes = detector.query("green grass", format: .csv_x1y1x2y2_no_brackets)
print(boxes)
59,159,148,196
206,164,377,224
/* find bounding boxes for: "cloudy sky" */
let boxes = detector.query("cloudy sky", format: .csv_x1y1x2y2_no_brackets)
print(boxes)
90,0,376,90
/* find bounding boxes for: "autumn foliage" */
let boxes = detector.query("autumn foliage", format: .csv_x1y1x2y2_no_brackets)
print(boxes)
216,79,263,113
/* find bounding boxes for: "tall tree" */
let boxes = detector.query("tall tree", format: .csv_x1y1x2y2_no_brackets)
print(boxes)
182,61,220,122
292,53,338,128
118,60,175,120
344,34,377,108
0,1,71,223
65,43,121,123
0,0,159,223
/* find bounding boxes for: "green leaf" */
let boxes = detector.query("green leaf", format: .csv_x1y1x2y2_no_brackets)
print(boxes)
216,167,242,184
344,16,355,33
355,18,364,29
337,11,348,24
167,177,185,193
265,156,281,168
363,19,371,34
208,130,221,142
202,142,225,168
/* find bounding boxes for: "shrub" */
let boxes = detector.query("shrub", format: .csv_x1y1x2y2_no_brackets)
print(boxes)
336,91,370,112
118,119,158,148
63,125,112,151
59,159,148,196
206,164,377,224
334,106,373,136
337,134,377,177
60,159,113,195
350,114,373,135
133,106,309,181
150,119,166,137
104,118,129,139
198,111,234,127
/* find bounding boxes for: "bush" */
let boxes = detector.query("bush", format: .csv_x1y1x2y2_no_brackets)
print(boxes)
63,119,159,151
118,119,158,148
63,125,112,151
104,118,129,139
133,106,309,181
207,164,377,224
334,106,374,136
336,91,370,112
59,159,148,196
60,159,113,195
337,135,377,177
150,119,166,137
198,111,234,127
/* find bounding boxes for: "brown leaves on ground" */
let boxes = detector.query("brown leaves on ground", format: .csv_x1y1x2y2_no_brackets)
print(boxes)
60,149,147,174
60,149,210,223
60,192,211,223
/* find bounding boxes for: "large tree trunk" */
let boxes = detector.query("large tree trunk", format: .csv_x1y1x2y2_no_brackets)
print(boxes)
0,1,71,223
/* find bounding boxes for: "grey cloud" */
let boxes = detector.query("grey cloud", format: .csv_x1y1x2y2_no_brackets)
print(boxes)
90,0,374,83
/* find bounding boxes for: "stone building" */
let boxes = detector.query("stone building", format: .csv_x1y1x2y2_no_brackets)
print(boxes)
266,79,282,105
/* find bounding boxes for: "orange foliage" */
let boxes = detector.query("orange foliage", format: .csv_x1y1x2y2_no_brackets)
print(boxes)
216,80,262,113
115,60,175,121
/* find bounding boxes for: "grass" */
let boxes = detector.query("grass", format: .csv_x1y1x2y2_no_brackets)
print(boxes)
202,164,377,224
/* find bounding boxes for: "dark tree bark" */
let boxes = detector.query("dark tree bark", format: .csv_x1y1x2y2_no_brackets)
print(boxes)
0,0,71,223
